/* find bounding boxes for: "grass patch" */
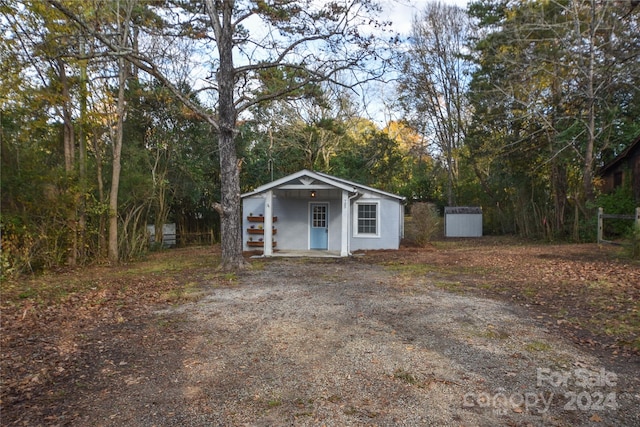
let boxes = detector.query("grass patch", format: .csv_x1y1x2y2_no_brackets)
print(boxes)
160,281,207,304
18,288,37,299
434,281,463,292
525,341,552,352
479,328,510,340
267,398,282,408
385,262,491,282
248,260,266,270
123,249,215,276
1,246,221,309
327,394,342,403
393,368,418,385
385,263,439,275
222,272,237,282
1,275,100,308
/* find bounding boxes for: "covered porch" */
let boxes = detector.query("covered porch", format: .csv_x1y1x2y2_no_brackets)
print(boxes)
242,170,358,257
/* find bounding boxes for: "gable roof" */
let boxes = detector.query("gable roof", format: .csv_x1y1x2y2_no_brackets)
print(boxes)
314,171,406,201
599,134,640,176
241,169,405,201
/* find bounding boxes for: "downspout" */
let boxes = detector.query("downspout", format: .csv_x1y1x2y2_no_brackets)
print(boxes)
347,190,360,255
400,198,407,241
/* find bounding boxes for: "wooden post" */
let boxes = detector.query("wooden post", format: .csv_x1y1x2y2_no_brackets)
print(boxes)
636,207,640,229
597,207,603,244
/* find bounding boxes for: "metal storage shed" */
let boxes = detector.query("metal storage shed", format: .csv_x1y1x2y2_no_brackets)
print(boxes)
444,207,483,237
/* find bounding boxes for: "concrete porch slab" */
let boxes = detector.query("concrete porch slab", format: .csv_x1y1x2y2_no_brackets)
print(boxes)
250,250,344,258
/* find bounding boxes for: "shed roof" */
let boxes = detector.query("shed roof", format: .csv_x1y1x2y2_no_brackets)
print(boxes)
445,206,482,214
241,169,405,201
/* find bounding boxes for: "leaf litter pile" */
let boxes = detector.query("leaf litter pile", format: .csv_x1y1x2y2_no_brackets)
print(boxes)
1,238,639,426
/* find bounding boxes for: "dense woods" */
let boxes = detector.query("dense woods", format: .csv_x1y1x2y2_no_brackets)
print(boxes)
2,0,639,274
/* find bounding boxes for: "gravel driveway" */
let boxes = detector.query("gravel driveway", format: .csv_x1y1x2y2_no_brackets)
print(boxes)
71,257,638,426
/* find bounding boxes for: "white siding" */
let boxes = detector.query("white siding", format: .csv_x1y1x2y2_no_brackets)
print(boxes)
242,171,405,253
350,195,402,251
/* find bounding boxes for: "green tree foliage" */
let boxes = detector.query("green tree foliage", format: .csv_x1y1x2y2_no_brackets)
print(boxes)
46,0,396,270
0,1,222,273
1,0,87,271
125,81,221,246
465,0,640,238
332,127,408,193
241,93,438,207
398,1,472,206
596,186,637,238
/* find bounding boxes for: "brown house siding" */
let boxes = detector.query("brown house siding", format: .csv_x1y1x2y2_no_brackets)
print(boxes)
599,135,640,202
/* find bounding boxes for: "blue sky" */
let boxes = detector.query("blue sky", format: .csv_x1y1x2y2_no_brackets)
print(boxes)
360,0,470,125
383,0,469,36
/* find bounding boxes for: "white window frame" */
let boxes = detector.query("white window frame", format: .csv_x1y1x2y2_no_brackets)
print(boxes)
354,200,380,237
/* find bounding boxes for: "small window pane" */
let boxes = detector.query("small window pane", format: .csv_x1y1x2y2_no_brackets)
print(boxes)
313,205,326,228
358,204,377,234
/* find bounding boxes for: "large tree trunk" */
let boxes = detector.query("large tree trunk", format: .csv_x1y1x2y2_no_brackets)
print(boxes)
217,132,246,271
214,0,247,270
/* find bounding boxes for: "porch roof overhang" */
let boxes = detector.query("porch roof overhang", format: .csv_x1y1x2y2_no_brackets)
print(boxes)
241,169,358,198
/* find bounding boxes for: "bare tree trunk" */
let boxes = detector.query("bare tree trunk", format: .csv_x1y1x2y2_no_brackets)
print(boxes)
550,70,567,236
583,23,596,205
406,2,468,207
573,0,603,206
56,57,78,266
108,56,128,264
106,0,135,265
58,58,75,173
582,0,597,205
93,134,107,258
151,149,170,246
78,40,88,263
217,131,246,270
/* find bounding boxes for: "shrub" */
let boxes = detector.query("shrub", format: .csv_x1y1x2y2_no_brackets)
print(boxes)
405,203,441,246
595,185,636,237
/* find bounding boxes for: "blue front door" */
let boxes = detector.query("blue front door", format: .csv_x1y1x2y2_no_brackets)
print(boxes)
310,203,328,250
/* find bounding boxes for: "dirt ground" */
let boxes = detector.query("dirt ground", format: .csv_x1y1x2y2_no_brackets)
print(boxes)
2,238,639,426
